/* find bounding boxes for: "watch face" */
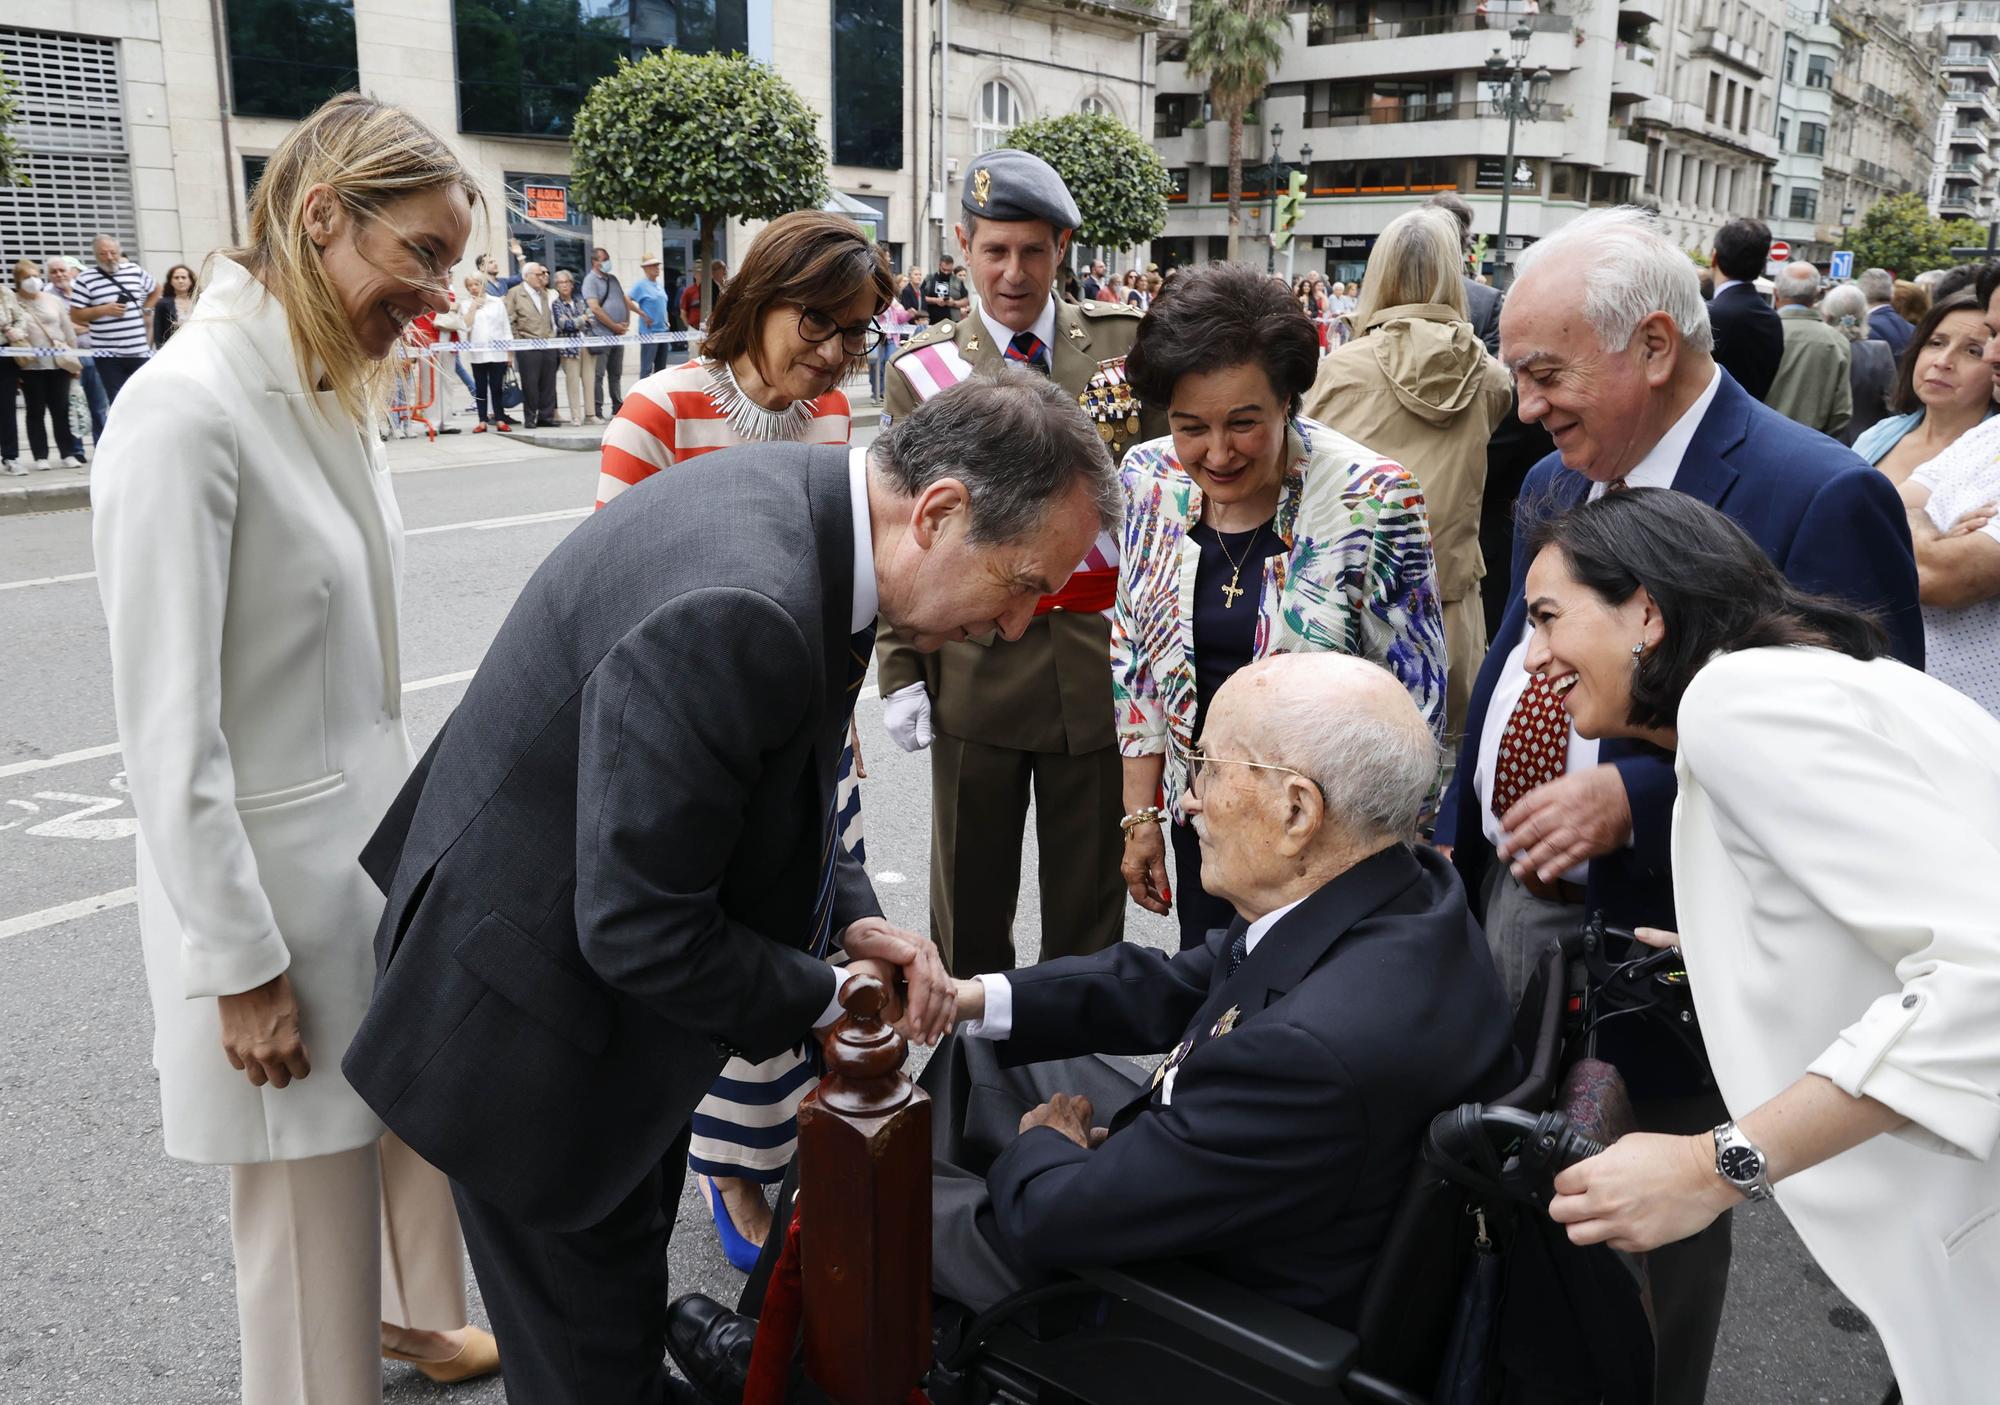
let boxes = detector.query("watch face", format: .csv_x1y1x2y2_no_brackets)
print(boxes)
1720,1144,1764,1182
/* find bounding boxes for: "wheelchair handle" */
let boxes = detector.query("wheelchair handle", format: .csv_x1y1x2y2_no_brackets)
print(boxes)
1423,1105,1605,1207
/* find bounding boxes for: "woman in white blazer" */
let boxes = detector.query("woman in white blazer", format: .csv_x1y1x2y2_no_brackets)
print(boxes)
1516,488,2000,1405
91,95,497,1401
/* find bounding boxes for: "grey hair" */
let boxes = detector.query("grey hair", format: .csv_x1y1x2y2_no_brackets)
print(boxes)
871,361,1120,543
1857,267,1895,303
1514,206,1714,356
1819,283,1871,342
1774,260,1822,307
1248,656,1441,843
1351,208,1468,331
48,254,82,274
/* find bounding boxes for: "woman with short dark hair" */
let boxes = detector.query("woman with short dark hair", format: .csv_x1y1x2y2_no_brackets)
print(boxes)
1853,291,1995,482
1522,487,2000,1405
1113,261,1447,947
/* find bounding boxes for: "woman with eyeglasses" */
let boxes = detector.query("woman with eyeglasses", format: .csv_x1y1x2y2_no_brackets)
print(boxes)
90,95,497,1400
591,208,894,1270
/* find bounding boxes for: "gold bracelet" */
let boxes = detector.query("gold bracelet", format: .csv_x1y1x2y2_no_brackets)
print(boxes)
1119,806,1164,835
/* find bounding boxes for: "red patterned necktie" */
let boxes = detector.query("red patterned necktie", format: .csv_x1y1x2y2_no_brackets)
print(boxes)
1005,331,1049,373
1491,672,1570,820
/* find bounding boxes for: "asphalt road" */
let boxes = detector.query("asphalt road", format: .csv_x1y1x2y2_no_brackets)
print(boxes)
0,443,1893,1403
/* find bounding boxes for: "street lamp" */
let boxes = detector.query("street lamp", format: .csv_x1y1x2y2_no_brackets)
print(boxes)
1482,23,1552,289
1257,124,1315,275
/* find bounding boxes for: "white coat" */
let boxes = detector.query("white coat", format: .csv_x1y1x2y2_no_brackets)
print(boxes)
1673,645,2000,1405
92,256,413,1165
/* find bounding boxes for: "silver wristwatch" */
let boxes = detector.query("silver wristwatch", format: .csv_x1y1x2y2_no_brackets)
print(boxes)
1712,1120,1774,1203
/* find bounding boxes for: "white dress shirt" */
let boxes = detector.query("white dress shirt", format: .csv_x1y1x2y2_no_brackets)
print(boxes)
977,295,1058,365
1473,365,1722,881
962,895,1306,1040
814,446,882,1029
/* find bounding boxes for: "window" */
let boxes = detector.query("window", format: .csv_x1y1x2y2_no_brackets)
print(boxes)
1800,120,1826,154
1724,79,1737,128
1303,155,1456,197
1706,72,1721,122
1778,115,1789,147
453,0,747,139
1784,45,1797,82
975,79,1023,153
0,29,139,274
833,0,902,168
506,172,590,279
226,0,359,119
1806,54,1833,87
1166,168,1190,203
1304,74,1455,126
1155,93,1197,137
243,154,268,200
1790,186,1818,220
1080,93,1113,119
1769,182,1783,217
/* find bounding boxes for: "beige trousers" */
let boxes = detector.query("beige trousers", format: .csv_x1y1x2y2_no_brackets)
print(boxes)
229,1132,469,1405
559,356,583,424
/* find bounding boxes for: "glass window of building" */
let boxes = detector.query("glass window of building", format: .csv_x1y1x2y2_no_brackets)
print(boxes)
225,0,359,120
1806,54,1832,87
454,0,746,139
1166,168,1190,203
833,0,903,168
1156,94,1197,137
1790,186,1818,220
1799,120,1826,155
975,79,1023,152
506,172,591,281
1080,93,1113,118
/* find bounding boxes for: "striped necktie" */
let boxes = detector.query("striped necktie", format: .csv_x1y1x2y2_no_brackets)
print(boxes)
1005,330,1049,373
807,625,877,959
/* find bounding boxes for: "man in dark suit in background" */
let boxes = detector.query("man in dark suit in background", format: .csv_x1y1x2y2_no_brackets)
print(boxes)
1704,217,1785,402
665,654,1517,1394
342,366,1119,1404
1428,190,1502,354
1435,207,1920,1405
1858,265,1916,360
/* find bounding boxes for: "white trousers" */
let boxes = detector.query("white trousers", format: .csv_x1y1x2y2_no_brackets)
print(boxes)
229,1132,469,1405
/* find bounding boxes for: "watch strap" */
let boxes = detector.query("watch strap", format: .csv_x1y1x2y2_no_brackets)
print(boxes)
1712,1120,1774,1203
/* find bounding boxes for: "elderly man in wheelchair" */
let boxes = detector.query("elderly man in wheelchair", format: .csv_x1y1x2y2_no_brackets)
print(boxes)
667,654,1673,1403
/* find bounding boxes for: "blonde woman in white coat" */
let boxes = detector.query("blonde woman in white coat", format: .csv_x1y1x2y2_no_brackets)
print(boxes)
1520,489,2000,1405
90,94,497,1402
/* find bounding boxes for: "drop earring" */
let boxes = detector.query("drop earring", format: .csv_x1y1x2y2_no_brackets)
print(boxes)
1631,642,1645,665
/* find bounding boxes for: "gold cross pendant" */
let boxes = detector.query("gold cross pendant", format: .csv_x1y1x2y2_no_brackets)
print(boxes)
1220,572,1244,608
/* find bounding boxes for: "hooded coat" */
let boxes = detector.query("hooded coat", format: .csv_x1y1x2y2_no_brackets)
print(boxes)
1303,302,1511,741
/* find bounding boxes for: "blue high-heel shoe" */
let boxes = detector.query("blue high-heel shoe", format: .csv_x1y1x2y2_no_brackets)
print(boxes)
697,1174,766,1273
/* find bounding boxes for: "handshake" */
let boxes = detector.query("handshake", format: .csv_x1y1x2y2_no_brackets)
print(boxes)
834,918,988,1043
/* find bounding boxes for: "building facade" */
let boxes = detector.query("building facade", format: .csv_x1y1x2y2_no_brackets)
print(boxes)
1771,1,1842,261
1822,0,1944,241
0,0,1163,298
1921,0,2000,222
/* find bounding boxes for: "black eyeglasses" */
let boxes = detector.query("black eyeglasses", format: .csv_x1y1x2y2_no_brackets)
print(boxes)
797,305,885,355
1186,744,1324,800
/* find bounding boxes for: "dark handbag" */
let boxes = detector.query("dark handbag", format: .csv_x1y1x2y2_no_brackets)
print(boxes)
502,370,523,410
1431,1211,1505,1405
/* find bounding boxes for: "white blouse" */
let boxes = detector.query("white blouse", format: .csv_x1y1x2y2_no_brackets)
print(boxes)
1910,430,2000,717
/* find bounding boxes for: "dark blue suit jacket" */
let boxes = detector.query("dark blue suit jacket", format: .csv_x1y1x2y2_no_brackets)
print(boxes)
1707,282,1784,403
1435,370,1922,935
1868,306,1914,361
982,845,1516,1326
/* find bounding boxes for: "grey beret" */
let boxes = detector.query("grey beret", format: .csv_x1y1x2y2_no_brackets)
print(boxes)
961,148,1081,231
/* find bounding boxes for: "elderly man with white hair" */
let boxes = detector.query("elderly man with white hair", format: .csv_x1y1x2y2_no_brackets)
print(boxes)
1765,259,1852,438
1433,206,1923,1405
1858,265,1915,358
662,652,1519,1395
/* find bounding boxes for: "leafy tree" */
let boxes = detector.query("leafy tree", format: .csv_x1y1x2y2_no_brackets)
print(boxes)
0,62,22,188
1005,112,1172,252
1183,0,1288,264
1940,218,1990,258
1849,193,1955,278
569,50,827,321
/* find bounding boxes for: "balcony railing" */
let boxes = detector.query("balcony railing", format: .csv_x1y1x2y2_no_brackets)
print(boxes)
1615,39,1658,64
1302,99,1537,128
1306,10,1570,44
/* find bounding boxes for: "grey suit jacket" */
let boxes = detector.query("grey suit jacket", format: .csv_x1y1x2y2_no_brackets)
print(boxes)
343,444,880,1230
1463,275,1502,355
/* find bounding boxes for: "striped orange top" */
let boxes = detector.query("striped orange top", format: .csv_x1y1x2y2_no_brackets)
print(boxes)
594,359,853,509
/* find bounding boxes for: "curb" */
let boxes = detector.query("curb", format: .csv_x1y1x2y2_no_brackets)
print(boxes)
0,479,91,516
510,428,603,453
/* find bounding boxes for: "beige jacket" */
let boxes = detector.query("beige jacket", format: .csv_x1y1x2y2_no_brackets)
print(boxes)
1303,302,1511,602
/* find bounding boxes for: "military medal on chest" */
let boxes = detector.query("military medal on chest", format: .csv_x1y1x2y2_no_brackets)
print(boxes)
1079,355,1143,454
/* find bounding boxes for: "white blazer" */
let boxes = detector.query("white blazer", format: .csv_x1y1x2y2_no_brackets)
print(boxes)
1673,645,2000,1404
92,257,413,1164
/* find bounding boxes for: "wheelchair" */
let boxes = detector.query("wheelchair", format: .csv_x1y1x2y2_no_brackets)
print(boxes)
924,921,1678,1405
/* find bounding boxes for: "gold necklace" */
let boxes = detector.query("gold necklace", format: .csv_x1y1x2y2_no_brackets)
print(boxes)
1207,523,1263,609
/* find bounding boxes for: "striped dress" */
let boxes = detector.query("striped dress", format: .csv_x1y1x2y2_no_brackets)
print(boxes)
594,358,862,1185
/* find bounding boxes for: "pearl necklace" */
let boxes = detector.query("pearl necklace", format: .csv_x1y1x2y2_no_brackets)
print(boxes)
704,359,816,443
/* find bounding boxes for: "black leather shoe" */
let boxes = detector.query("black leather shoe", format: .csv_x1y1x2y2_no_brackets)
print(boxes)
665,1293,758,1403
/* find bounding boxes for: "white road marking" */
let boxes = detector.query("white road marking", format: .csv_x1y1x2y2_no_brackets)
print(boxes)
0,507,591,592
0,887,138,941
24,791,138,841
0,669,478,781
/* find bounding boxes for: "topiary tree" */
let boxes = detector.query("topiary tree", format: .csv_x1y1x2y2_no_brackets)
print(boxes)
569,50,828,323
1849,192,1955,278
1004,112,1172,253
1184,0,1289,265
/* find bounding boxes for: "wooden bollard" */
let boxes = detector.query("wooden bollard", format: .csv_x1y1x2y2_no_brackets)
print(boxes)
798,972,933,1405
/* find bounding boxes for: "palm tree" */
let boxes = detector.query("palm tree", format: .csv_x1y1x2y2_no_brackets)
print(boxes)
1183,0,1290,264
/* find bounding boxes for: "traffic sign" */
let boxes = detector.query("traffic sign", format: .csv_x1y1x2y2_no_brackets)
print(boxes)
1830,250,1854,280
1768,239,1791,263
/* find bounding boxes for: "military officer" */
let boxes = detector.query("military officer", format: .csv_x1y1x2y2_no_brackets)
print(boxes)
877,148,1165,978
